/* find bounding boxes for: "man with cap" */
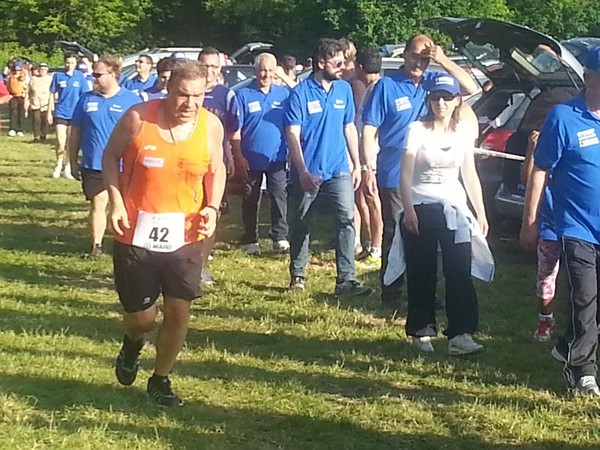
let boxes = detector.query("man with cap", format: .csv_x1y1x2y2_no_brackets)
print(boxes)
140,57,176,102
234,52,290,255
521,47,600,396
361,34,478,309
6,60,28,137
284,38,371,296
48,52,91,179
25,63,52,142
68,57,141,258
123,54,157,96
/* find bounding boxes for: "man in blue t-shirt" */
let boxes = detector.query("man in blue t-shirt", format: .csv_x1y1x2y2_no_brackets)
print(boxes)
521,47,600,396
140,57,176,102
234,53,290,255
123,54,157,96
284,38,371,296
361,34,479,309
48,52,91,179
68,57,141,258
197,46,240,285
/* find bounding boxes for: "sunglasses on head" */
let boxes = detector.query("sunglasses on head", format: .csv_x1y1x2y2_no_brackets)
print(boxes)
429,91,457,102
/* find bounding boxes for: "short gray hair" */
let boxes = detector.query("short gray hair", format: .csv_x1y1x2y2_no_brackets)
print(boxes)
254,53,277,69
168,60,208,88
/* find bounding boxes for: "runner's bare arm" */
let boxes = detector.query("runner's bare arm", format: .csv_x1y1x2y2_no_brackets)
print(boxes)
102,105,144,235
198,113,226,237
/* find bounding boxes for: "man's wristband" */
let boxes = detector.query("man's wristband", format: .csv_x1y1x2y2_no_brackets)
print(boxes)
205,205,220,214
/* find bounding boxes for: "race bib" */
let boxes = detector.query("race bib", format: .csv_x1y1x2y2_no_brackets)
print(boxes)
132,211,185,252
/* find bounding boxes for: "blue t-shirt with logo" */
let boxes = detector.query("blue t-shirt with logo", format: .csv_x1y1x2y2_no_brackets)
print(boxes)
237,82,289,171
284,76,354,181
203,84,239,134
123,74,158,96
362,69,440,188
50,70,91,120
140,84,167,102
535,94,600,245
72,88,142,171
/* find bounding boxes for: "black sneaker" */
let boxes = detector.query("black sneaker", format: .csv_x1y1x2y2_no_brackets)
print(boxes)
289,276,305,291
115,335,143,386
335,280,373,296
88,244,104,259
147,375,184,407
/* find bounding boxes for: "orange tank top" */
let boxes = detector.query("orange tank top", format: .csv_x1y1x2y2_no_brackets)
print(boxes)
116,100,212,247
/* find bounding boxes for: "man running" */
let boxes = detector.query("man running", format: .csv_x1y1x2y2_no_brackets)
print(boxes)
69,57,141,258
103,60,226,406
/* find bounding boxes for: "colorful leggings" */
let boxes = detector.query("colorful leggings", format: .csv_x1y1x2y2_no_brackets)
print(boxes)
536,239,561,301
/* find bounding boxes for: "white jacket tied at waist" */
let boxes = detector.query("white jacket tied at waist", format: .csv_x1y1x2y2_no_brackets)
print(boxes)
383,199,495,286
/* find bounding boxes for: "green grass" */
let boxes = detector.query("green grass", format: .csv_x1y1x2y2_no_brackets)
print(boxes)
1,130,599,449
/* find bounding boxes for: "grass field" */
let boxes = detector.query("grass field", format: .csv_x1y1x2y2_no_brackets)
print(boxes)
0,131,599,449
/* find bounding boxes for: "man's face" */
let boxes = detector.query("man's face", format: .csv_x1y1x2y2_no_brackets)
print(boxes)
320,51,345,81
199,54,221,87
585,70,600,97
64,57,77,72
39,67,48,77
166,77,206,124
157,70,172,90
255,59,276,89
92,62,116,93
135,57,152,76
403,39,433,80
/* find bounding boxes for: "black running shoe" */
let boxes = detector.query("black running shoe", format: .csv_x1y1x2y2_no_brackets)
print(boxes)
115,335,143,386
147,375,184,407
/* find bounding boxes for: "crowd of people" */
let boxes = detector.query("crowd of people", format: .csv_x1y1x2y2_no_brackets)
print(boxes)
2,33,600,405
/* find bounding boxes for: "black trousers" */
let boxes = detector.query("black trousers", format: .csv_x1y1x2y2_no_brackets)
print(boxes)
31,109,49,139
555,237,600,380
379,186,404,301
241,161,288,244
9,96,25,132
402,203,478,339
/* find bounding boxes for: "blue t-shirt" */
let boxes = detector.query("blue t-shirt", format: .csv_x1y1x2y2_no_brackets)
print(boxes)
123,74,158,96
284,76,354,181
203,84,239,134
535,94,600,245
50,70,91,120
72,88,142,171
140,84,166,102
538,183,557,241
237,82,289,171
362,69,440,188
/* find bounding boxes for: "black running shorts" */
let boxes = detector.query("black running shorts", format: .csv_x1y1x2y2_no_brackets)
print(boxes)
81,168,106,200
113,240,204,313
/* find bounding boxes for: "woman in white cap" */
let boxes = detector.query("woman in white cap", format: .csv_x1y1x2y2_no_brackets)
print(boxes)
400,73,490,355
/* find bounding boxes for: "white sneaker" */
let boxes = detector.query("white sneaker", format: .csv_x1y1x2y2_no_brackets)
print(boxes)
52,161,63,179
272,239,290,252
8,130,16,137
412,336,434,352
448,333,483,356
64,163,75,180
245,242,261,255
16,131,24,137
574,376,600,396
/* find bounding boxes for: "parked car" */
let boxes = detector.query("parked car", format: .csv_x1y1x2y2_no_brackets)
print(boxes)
561,37,600,66
426,17,585,224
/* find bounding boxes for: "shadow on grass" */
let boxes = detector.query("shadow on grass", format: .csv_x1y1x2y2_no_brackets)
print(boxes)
1,372,588,449
0,223,92,256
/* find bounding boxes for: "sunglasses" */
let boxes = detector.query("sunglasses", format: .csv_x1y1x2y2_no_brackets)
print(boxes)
135,60,149,64
200,63,220,70
429,92,457,102
326,59,345,69
91,72,108,79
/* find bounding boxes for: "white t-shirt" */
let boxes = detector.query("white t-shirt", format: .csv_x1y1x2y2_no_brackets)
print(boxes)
404,120,477,207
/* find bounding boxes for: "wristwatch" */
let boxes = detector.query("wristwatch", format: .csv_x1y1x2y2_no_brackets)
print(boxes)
360,164,375,173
